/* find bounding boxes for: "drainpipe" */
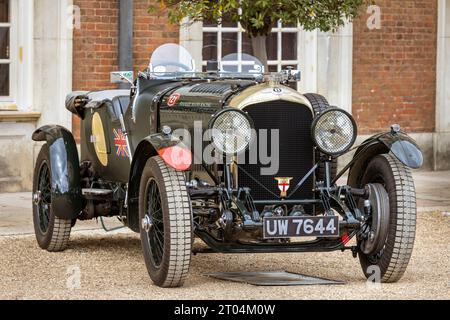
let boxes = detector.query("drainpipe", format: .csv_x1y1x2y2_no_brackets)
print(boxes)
119,0,134,89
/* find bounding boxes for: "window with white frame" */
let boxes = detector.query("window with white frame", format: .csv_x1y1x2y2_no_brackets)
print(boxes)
202,20,302,77
0,0,11,99
0,0,33,111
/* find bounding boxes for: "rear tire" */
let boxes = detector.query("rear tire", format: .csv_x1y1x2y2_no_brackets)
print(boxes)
138,156,193,288
358,154,417,283
32,144,72,252
304,93,338,181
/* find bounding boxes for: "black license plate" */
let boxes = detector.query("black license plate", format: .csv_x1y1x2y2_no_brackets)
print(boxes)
263,216,340,239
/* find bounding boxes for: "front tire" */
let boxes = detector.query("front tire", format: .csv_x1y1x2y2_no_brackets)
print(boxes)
138,156,193,288
32,144,72,252
358,154,417,283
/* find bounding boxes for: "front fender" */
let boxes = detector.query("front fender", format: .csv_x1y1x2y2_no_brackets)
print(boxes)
32,125,82,220
347,131,423,187
377,132,423,169
143,133,192,172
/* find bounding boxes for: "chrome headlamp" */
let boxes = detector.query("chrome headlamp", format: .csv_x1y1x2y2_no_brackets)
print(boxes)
210,109,253,155
312,109,357,156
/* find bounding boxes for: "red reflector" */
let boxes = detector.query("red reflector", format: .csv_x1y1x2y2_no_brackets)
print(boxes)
158,146,192,171
341,233,350,245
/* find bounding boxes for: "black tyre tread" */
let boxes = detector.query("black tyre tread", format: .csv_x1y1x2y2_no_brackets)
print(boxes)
46,218,72,252
303,93,338,180
159,156,192,287
141,156,192,287
360,154,417,283
304,93,330,116
381,153,416,282
33,144,72,252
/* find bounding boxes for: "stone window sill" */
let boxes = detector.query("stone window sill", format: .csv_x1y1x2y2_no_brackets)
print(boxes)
0,111,41,123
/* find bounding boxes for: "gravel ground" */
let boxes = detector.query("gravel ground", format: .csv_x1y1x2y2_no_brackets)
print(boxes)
0,212,448,300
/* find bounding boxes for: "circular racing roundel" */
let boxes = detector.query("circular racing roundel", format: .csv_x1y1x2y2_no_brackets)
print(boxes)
167,93,181,107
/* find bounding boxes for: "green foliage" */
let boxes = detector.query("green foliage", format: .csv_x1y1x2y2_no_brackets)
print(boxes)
150,0,374,37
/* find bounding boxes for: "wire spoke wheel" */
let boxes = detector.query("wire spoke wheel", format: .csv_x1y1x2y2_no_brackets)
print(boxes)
37,161,51,233
32,144,72,252
357,154,417,283
145,178,164,267
139,156,193,288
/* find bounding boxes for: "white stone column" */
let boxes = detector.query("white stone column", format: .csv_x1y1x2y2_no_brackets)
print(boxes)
434,0,450,170
16,0,34,111
180,20,203,72
301,24,354,170
317,24,353,114
298,29,319,94
298,24,353,114
33,0,73,129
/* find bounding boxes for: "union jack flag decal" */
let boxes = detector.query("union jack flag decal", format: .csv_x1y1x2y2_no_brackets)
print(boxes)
113,129,129,158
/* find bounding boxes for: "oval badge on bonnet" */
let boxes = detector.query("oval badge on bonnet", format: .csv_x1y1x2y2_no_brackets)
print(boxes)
167,93,181,107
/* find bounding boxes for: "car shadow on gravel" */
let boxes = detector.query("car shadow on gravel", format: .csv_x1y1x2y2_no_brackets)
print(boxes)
63,234,361,284
65,234,141,255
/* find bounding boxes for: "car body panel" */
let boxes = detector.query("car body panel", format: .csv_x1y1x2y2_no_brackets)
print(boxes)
378,132,423,169
228,82,314,112
32,125,82,220
346,131,423,187
80,99,130,183
141,133,192,171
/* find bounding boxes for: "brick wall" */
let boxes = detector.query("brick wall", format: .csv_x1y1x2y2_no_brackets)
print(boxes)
71,1,437,137
352,0,437,134
72,0,179,141
133,1,179,73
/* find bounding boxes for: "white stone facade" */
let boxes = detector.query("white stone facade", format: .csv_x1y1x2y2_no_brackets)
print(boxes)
0,2,449,192
0,0,73,192
435,0,450,170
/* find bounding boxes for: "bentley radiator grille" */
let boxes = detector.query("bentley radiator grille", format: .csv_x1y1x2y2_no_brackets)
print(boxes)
238,101,314,208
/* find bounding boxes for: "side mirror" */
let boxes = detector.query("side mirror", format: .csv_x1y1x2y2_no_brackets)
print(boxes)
110,71,134,85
